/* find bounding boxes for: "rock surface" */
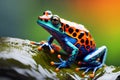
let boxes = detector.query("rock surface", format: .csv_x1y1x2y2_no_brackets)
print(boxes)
0,37,120,80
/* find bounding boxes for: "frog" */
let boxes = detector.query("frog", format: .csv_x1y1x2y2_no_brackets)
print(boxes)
31,10,107,78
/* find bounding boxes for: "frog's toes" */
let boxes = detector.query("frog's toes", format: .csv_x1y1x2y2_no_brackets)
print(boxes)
50,60,61,72
50,49,54,54
75,68,80,72
89,73,95,78
30,41,36,44
30,41,41,45
50,54,69,71
50,61,55,66
57,54,62,60
38,46,42,51
36,42,54,53
50,55,63,66
75,66,98,78
55,68,60,72
37,44,54,53
30,41,44,51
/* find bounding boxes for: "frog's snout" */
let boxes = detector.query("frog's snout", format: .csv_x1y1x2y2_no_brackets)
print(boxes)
38,16,49,23
38,16,43,21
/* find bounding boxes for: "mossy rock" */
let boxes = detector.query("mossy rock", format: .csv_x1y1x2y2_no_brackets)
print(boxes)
0,37,120,80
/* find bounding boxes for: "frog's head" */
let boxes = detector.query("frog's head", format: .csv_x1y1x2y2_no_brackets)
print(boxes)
37,10,63,35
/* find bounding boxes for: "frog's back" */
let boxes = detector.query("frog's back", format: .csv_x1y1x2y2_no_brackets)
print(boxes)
60,19,96,55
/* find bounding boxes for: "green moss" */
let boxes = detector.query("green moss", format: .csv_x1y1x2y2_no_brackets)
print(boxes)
0,42,9,52
113,66,120,72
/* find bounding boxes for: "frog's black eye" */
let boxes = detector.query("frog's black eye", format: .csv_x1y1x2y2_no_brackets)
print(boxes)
43,10,52,15
51,15,60,25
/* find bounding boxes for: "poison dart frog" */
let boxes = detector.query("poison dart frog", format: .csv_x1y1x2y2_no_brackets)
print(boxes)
31,10,107,78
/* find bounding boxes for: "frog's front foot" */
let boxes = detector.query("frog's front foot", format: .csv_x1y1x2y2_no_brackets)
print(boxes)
30,41,54,54
51,54,69,71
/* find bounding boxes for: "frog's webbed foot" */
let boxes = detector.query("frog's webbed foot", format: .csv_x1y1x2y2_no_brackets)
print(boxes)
76,67,99,78
50,54,69,71
30,41,54,54
75,62,103,78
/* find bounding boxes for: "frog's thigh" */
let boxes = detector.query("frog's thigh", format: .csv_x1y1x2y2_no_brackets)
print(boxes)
84,46,107,64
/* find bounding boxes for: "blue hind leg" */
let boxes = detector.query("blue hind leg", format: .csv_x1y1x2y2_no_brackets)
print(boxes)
76,46,107,78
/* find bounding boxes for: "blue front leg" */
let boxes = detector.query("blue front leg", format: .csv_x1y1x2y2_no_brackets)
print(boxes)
76,46,107,78
31,35,55,53
51,40,79,71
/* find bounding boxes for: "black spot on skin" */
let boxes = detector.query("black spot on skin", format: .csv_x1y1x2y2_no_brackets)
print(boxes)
68,28,74,34
66,24,69,28
45,19,48,22
63,25,66,31
61,23,63,26
86,39,89,45
73,33,77,37
85,32,88,36
90,41,93,45
76,29,79,32
81,39,84,43
59,28,63,32
78,33,84,39
60,23,66,31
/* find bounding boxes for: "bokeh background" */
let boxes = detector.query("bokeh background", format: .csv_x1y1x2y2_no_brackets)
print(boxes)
0,0,120,66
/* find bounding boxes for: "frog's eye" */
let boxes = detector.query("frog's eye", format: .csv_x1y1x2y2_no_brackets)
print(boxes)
43,10,52,15
51,15,60,25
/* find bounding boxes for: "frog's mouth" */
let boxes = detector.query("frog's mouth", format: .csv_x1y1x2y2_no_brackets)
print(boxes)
37,19,54,31
38,16,50,22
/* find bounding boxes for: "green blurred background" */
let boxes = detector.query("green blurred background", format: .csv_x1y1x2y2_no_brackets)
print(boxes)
0,0,120,66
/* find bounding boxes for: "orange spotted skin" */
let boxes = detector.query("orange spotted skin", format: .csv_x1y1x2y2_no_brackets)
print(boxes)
59,19,96,55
